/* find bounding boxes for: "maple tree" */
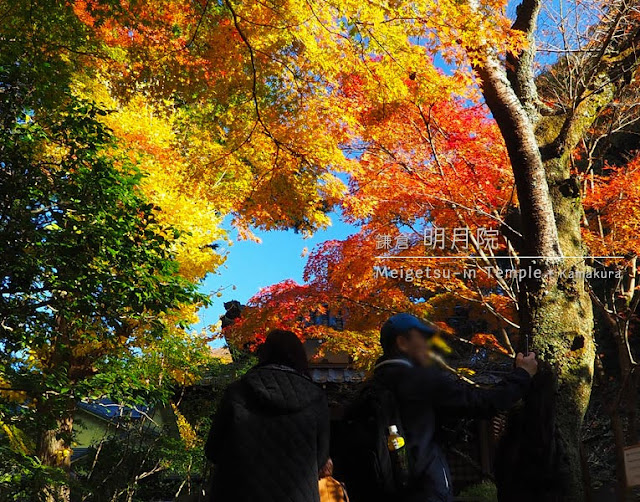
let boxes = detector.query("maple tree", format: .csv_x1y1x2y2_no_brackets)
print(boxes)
225,97,521,365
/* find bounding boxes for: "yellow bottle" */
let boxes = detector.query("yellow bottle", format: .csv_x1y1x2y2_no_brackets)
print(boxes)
387,425,405,451
387,425,410,487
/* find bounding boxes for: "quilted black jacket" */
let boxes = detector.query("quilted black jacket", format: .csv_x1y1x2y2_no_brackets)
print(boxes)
205,364,330,502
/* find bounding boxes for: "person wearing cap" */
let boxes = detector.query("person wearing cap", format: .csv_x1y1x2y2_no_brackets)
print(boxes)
374,313,538,502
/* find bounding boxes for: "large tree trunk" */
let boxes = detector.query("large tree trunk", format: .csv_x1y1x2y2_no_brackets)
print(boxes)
37,400,75,502
478,58,596,499
471,1,640,498
521,144,597,501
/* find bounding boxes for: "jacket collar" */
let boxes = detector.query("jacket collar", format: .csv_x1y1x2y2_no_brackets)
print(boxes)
255,363,312,381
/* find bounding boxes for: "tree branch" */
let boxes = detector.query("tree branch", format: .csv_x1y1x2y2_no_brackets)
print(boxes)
507,0,544,122
543,2,640,159
473,50,562,262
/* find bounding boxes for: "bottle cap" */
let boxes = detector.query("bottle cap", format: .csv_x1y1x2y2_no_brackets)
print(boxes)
389,425,398,434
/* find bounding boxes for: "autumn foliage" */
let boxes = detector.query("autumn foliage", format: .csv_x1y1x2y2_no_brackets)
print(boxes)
582,156,640,259
225,76,522,365
3,0,640,499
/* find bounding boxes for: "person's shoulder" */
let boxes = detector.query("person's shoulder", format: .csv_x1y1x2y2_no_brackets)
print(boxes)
295,373,326,400
393,363,452,395
224,367,265,395
222,375,248,398
389,361,441,378
373,357,413,375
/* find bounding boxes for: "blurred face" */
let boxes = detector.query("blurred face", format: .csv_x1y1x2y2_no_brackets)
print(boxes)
396,328,431,366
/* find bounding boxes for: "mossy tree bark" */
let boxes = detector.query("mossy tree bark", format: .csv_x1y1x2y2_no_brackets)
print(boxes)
37,407,74,502
471,0,640,499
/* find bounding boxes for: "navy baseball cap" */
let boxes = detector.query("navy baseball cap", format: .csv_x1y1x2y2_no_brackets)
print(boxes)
380,313,437,351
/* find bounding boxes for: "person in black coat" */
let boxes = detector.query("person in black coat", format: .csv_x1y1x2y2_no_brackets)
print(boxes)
205,329,330,502
373,313,538,502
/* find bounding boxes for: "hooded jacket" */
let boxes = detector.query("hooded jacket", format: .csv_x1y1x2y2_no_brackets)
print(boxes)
205,364,330,502
373,355,532,502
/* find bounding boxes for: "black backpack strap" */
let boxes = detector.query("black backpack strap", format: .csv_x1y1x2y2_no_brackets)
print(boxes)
373,358,413,370
372,359,410,434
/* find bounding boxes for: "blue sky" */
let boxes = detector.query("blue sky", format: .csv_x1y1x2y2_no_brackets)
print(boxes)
194,211,357,344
